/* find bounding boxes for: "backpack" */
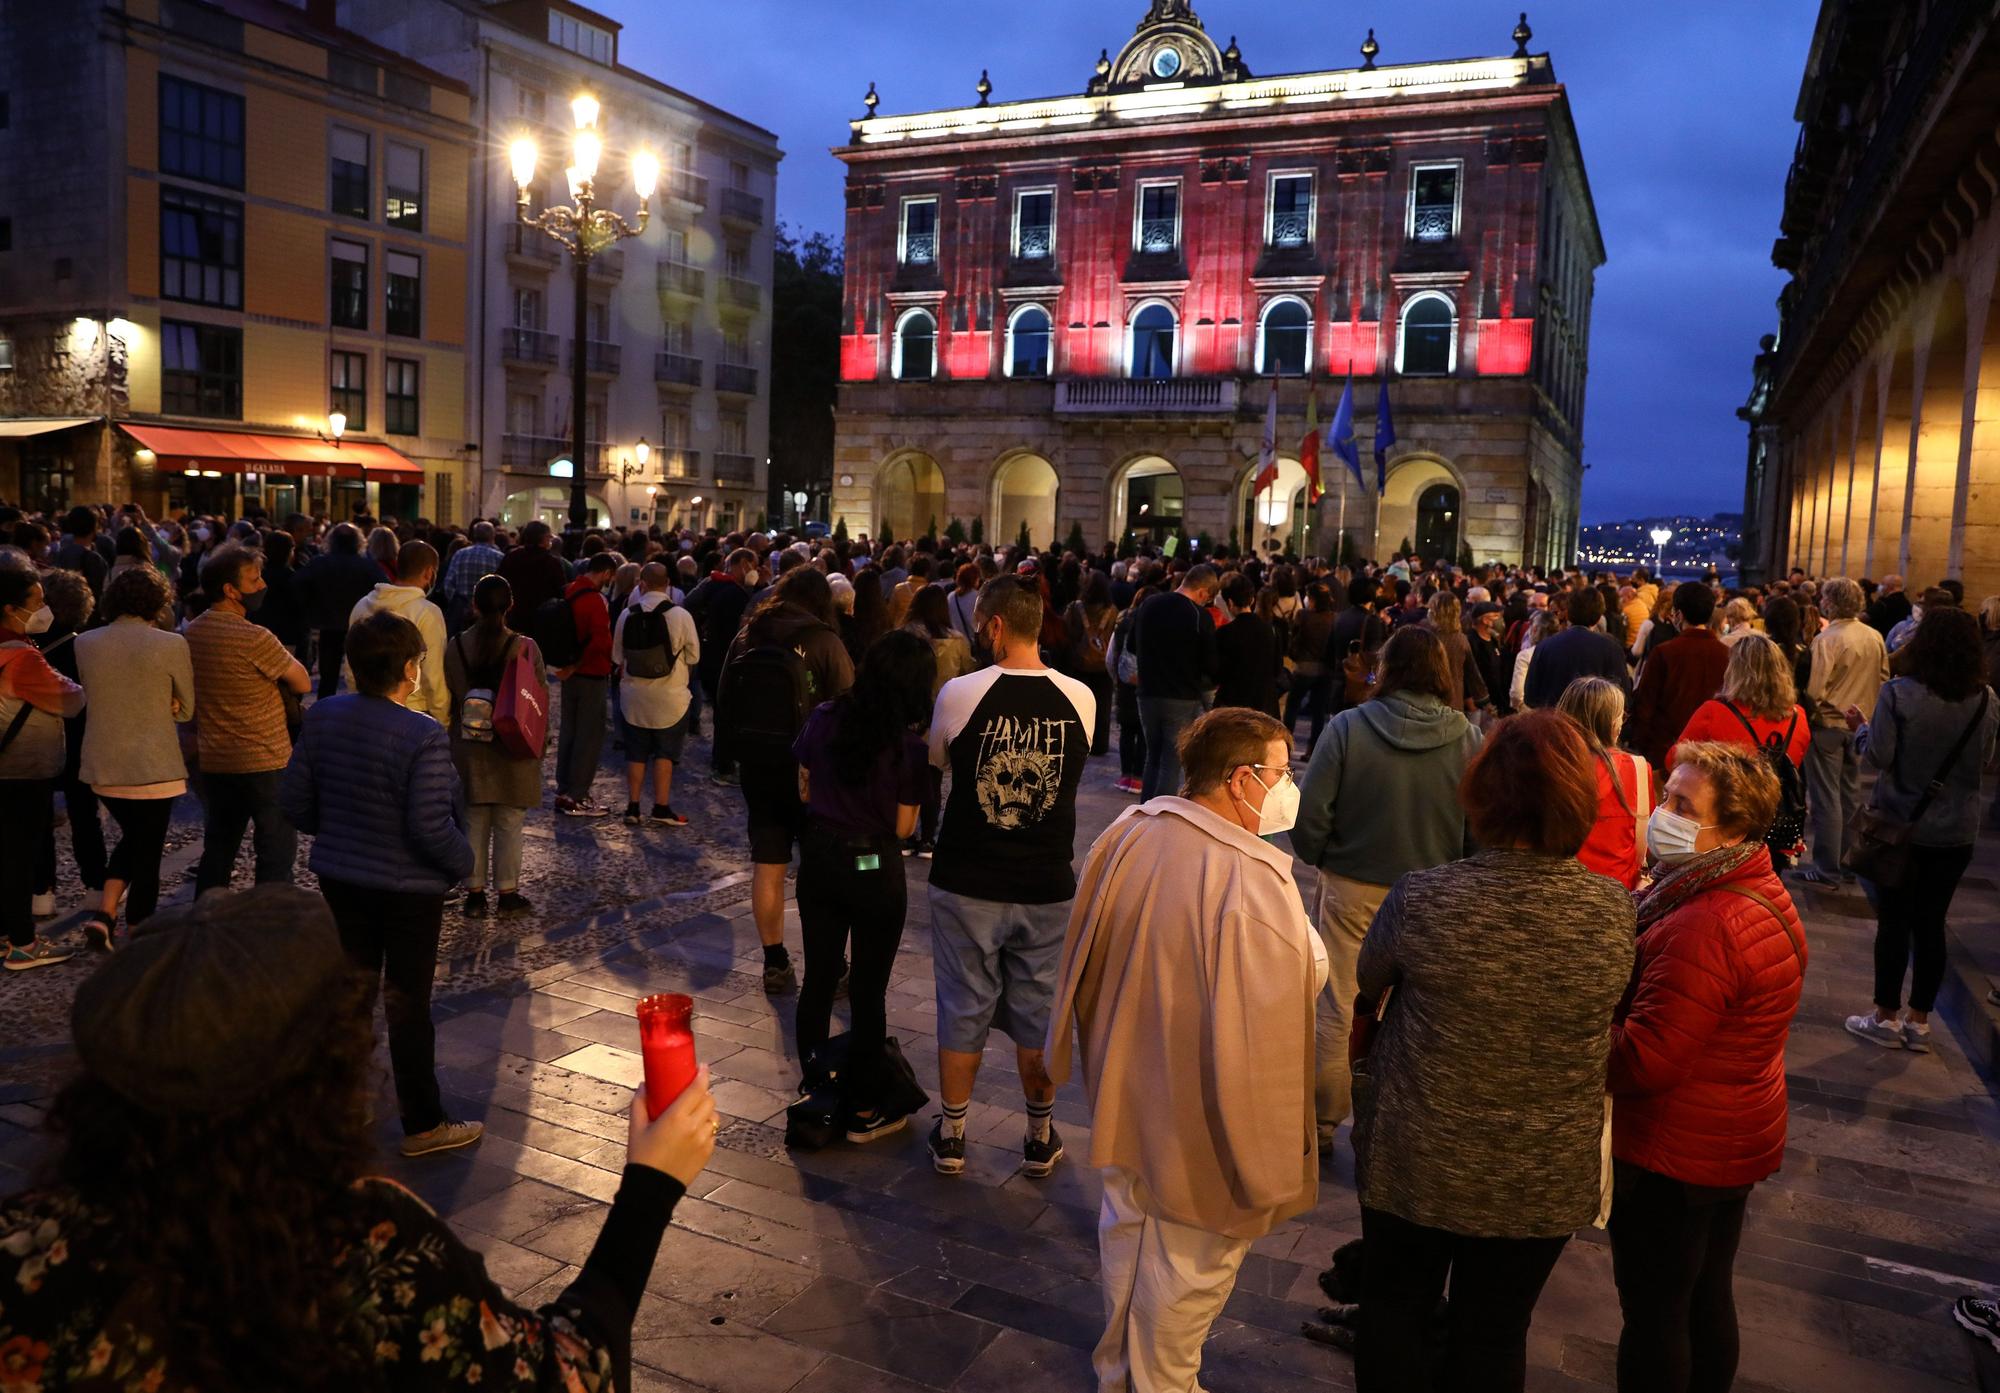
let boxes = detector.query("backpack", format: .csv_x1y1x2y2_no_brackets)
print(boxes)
1723,701,1806,852
621,602,676,680
532,594,584,669
717,635,813,755
454,632,511,743
1071,602,1114,674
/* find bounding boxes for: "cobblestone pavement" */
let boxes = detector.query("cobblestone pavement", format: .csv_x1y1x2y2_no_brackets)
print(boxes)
4,719,2000,1391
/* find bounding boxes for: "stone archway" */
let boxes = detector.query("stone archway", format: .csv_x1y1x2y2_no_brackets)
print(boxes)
991,453,1059,550
1108,454,1183,547
1376,454,1463,562
876,452,946,543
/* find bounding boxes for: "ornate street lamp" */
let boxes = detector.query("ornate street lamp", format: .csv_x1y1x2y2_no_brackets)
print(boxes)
1650,526,1674,576
509,95,658,531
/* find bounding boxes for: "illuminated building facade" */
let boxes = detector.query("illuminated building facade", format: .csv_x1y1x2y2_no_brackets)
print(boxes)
831,1,1603,563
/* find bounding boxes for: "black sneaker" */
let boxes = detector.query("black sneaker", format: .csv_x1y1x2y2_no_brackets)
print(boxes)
1021,1124,1064,1178
1956,1296,2000,1353
709,769,740,787
648,805,689,827
901,838,919,858
916,840,935,860
622,801,642,825
497,891,532,916
461,891,488,917
846,1111,909,1145
927,1118,966,1175
763,958,797,994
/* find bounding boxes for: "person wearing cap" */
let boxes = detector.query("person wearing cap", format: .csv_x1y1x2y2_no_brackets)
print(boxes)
282,609,478,1158
0,884,720,1391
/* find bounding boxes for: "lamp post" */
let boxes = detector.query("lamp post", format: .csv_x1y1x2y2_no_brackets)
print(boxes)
1650,526,1674,576
509,95,657,532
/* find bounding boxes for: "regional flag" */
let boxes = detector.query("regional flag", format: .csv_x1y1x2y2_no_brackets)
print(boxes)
1328,373,1363,491
1254,379,1280,493
1300,382,1323,504
1374,377,1397,496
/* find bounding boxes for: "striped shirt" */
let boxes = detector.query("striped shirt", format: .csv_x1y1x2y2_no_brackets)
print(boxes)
185,609,293,773
441,542,505,603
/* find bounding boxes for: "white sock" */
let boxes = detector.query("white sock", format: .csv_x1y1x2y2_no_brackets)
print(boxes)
941,1100,968,1140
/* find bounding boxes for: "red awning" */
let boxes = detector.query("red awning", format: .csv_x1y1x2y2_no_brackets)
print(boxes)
118,423,423,480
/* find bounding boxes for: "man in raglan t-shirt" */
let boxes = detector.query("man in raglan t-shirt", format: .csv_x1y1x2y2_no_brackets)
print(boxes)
925,575,1096,1180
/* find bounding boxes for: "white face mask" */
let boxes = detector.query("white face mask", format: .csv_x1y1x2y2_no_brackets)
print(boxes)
23,605,54,635
1646,807,1716,866
744,569,761,588
1237,765,1300,837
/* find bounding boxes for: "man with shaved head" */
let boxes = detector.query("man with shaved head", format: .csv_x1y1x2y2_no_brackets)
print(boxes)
611,561,701,826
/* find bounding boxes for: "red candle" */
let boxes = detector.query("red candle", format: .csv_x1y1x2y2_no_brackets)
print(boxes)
636,993,698,1120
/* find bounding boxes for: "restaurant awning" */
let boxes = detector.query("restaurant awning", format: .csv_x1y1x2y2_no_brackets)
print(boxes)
0,417,98,438
117,423,424,480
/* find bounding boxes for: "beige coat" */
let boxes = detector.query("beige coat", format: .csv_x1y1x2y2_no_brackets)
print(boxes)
1047,797,1328,1239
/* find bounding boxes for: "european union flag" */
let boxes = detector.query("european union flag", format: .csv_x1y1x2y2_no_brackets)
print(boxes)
1328,373,1363,491
1374,378,1397,496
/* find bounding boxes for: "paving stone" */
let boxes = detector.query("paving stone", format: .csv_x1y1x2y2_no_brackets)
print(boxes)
629,1291,827,1393
947,1326,1096,1392
761,1274,1000,1387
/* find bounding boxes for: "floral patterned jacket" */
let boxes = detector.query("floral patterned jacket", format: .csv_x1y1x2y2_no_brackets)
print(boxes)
0,1165,681,1392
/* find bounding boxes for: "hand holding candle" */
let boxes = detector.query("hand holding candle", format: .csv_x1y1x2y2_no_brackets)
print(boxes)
636,993,699,1120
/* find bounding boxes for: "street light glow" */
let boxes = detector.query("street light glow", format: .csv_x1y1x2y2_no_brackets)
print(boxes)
634,437,650,466
326,411,346,441
572,129,601,183
571,93,600,131
1649,527,1674,547
508,137,539,190
631,150,659,200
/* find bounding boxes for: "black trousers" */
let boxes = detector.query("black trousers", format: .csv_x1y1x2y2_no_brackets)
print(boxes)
1079,669,1113,756
0,779,53,948
1872,841,1974,1014
321,877,447,1136
1608,1162,1750,1393
1116,681,1145,779
1358,1205,1568,1393
794,831,908,1106
316,625,347,698
102,795,176,925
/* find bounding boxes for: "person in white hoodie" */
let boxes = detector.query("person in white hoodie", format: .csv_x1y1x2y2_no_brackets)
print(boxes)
346,541,449,725
612,562,700,827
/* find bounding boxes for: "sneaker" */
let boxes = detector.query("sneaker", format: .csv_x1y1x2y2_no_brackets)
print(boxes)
1845,1013,1906,1049
30,892,55,921
558,798,609,819
1954,1295,2000,1353
400,1119,485,1157
763,958,797,995
83,912,114,953
709,769,740,787
846,1111,909,1145
1902,1020,1932,1053
901,838,919,858
648,806,688,827
461,891,488,917
916,840,935,860
927,1118,967,1175
1300,1318,1358,1353
1792,865,1837,886
496,891,533,916
4,939,75,972
622,801,642,825
1021,1124,1065,1178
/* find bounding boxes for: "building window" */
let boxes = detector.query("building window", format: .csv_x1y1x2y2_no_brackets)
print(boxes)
385,357,419,435
1006,304,1051,379
719,409,747,454
1267,172,1314,249
1397,292,1456,375
384,142,423,230
331,127,369,219
1409,164,1460,243
330,350,367,430
506,391,539,437
161,320,242,418
893,308,935,381
1129,303,1176,379
548,10,614,63
20,456,68,513
724,240,750,280
159,75,244,190
385,250,421,337
330,239,367,329
660,405,691,476
898,197,937,267
730,161,749,190
1258,297,1312,376
1013,189,1054,260
512,285,541,328
160,189,242,308
516,84,545,125
662,315,693,355
722,325,750,366
1135,182,1180,254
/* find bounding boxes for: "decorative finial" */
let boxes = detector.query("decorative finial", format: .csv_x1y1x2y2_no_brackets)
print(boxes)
862,81,879,118
1360,28,1379,71
1224,35,1241,63
1512,12,1532,58
1096,47,1112,78
976,69,992,106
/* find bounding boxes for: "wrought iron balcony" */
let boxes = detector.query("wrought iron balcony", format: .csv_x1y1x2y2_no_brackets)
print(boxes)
720,187,764,226
1137,217,1178,255
1269,212,1311,249
664,170,709,207
1016,224,1054,260
656,447,698,480
502,223,559,266
1412,202,1454,243
571,340,621,376
721,277,762,312
1053,378,1239,414
657,260,705,300
586,246,624,280
901,232,936,266
714,362,758,395
712,452,756,484
498,327,559,366
501,433,577,470
654,351,702,387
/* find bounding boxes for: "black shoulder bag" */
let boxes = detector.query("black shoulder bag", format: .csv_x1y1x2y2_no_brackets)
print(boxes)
1843,690,1988,889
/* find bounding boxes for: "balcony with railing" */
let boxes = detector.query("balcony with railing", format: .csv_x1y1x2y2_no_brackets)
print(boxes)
657,260,705,300
585,246,624,281
720,187,765,227
655,351,702,387
501,433,588,470
712,452,757,484
1412,201,1455,243
502,222,559,267
1137,217,1178,255
721,277,762,312
656,447,699,480
498,327,559,367
714,362,758,396
1269,211,1311,249
1054,378,1239,414
664,170,709,208
901,232,937,266
570,340,621,376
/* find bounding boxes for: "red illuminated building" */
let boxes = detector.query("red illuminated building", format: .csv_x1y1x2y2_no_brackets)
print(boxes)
829,1,1603,564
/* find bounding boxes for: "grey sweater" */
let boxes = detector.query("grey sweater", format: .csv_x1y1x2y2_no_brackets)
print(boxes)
1289,691,1483,883
1354,850,1635,1238
1858,678,1998,846
74,618,195,787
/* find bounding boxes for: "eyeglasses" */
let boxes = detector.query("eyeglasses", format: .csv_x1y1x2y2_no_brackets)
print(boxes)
1242,763,1294,787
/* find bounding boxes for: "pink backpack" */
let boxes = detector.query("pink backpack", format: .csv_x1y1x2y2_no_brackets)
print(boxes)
493,638,547,759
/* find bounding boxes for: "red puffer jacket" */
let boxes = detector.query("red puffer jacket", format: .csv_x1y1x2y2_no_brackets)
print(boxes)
1608,847,1806,1187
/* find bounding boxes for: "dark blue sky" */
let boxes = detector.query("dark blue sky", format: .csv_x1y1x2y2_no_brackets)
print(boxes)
617,1,1818,524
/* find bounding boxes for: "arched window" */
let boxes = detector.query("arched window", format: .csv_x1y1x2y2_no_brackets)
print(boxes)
1006,305,1052,379
1397,293,1455,376
1257,298,1312,377
893,308,935,381
1129,303,1176,379
1416,483,1461,562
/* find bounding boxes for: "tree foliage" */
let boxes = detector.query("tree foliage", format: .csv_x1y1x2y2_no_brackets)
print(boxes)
769,223,843,514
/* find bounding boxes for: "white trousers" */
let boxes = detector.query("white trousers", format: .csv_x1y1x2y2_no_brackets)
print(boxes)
1093,1166,1253,1393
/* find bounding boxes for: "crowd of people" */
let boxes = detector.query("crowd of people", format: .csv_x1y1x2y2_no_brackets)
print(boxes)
1,494,1998,1392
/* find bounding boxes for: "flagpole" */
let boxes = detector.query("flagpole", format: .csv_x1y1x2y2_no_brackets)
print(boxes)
1370,318,1384,563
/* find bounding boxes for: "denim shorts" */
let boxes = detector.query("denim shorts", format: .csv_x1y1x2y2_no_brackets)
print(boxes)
620,710,689,765
927,885,1071,1053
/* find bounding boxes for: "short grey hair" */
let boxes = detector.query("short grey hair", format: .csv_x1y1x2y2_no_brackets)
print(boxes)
1820,577,1864,620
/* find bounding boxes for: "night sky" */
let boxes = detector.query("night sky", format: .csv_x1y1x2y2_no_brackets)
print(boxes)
614,0,1818,524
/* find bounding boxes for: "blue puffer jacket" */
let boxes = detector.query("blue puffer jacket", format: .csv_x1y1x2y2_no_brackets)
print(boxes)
281,694,473,894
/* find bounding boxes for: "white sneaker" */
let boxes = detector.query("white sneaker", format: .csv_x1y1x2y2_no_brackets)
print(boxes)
1844,1013,1905,1049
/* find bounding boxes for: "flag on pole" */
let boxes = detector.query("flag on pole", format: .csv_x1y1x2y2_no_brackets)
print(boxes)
1253,378,1280,494
1328,372,1363,491
1299,379,1323,504
1373,377,1397,496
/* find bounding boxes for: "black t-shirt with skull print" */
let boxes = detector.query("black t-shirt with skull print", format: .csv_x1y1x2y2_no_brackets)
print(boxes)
927,666,1097,905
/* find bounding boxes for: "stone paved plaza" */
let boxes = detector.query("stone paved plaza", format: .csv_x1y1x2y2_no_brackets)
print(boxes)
4,724,2000,1392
